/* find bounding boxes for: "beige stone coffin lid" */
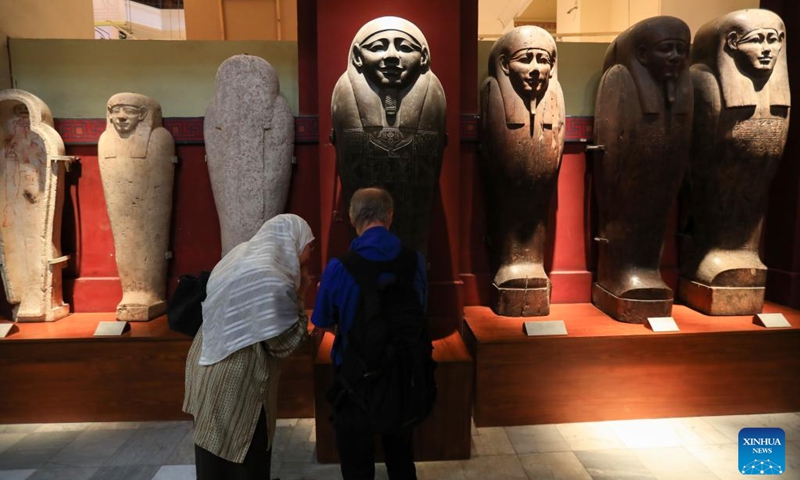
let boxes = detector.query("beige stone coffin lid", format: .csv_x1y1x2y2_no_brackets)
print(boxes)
205,54,294,256
99,92,175,322
0,89,71,322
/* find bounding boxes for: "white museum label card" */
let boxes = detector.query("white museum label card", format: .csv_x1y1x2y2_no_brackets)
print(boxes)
523,320,568,337
0,323,13,338
94,321,128,337
753,313,791,329
646,316,679,332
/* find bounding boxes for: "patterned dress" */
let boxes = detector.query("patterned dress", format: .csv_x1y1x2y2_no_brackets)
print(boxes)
183,312,307,463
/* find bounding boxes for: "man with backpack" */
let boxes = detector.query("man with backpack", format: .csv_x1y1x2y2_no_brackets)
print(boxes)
311,187,435,480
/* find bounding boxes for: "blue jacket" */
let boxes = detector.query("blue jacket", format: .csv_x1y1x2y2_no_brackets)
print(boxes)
311,226,427,365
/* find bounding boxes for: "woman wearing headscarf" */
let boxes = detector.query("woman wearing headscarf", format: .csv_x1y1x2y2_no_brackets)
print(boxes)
183,213,315,479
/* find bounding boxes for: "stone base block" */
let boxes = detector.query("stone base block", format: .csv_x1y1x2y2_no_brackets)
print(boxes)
116,301,167,322
592,283,672,324
14,304,71,323
677,278,765,316
490,283,550,317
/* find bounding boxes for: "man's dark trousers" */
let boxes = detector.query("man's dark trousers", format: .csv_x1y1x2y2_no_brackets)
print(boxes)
335,424,417,480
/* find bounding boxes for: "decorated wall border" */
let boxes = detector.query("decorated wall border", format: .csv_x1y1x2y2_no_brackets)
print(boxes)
54,115,595,145
55,118,205,145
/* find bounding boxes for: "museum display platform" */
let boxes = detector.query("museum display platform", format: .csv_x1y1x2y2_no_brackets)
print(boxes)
312,329,473,462
0,313,315,424
463,302,800,428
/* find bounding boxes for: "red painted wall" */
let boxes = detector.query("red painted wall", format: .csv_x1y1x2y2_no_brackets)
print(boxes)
58,139,321,313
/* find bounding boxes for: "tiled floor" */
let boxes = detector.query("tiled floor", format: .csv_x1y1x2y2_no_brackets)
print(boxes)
0,412,797,480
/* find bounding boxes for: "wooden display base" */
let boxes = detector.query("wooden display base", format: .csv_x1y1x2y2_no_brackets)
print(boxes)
0,313,315,423
592,282,673,324
313,329,473,463
491,282,550,317
678,277,765,316
463,303,800,427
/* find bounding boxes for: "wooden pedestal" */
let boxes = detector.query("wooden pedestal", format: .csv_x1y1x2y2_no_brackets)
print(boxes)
463,303,800,427
313,329,473,463
0,313,315,423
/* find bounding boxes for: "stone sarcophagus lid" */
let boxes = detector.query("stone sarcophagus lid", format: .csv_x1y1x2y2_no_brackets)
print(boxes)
678,9,790,315
480,26,565,317
331,16,447,255
98,93,175,322
205,54,294,256
592,17,693,323
0,89,71,322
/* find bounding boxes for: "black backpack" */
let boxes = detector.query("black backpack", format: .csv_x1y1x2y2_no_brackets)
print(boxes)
328,247,437,433
166,271,210,337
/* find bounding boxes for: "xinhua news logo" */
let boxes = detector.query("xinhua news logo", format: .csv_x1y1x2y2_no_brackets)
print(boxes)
739,428,785,475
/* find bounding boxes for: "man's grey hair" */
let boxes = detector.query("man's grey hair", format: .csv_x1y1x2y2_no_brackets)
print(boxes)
349,187,394,230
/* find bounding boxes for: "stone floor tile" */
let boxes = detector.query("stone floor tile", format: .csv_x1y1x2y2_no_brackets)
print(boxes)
275,418,298,427
684,444,742,480
33,424,93,433
277,460,342,480
0,471,35,480
375,463,389,480
607,419,682,449
296,418,315,427
785,440,799,476
671,417,733,446
460,454,528,480
26,467,98,480
0,435,26,456
137,421,192,430
556,421,625,451
0,427,39,435
152,465,196,480
47,428,137,468
280,440,315,463
518,451,592,480
165,429,195,465
505,424,571,454
415,460,467,480
272,425,294,447
0,431,82,470
633,447,722,480
699,414,768,443
760,412,800,441
86,422,142,431
87,465,160,480
574,449,657,480
471,427,515,456
288,424,314,446
103,426,189,466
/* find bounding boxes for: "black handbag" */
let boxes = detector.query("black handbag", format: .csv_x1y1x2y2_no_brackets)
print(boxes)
167,271,211,337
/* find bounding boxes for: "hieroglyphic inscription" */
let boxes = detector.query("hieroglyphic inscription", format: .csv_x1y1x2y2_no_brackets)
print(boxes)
339,128,441,251
732,118,787,158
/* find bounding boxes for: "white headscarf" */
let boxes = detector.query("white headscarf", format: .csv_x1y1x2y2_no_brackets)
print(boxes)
199,214,315,365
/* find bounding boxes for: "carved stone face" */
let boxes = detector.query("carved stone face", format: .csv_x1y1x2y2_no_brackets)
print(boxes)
728,28,784,77
503,47,553,98
354,30,427,90
637,38,689,82
109,104,146,135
